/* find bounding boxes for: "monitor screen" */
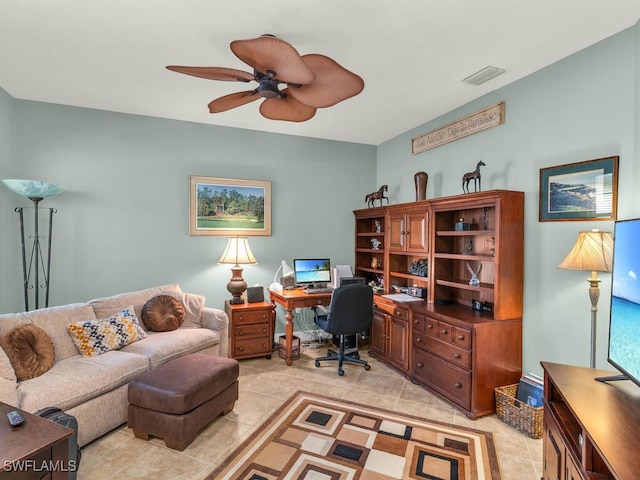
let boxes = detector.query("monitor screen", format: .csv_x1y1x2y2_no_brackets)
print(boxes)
607,218,640,387
293,258,331,286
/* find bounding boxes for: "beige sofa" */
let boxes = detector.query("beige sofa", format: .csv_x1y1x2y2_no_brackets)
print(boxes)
0,284,229,447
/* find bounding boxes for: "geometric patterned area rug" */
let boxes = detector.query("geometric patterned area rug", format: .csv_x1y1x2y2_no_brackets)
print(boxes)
207,390,501,480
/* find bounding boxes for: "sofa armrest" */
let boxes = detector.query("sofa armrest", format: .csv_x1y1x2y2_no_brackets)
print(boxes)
201,307,230,358
0,377,19,408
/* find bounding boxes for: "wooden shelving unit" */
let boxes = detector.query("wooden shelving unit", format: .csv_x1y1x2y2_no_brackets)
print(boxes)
353,190,524,417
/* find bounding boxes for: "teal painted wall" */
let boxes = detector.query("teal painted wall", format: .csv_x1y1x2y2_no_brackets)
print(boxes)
0,100,376,329
2,23,640,374
377,24,640,373
0,88,17,313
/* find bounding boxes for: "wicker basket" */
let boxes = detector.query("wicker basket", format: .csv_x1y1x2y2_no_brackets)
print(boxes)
495,384,544,439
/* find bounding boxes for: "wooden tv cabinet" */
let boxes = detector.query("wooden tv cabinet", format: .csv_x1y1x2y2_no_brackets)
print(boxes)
542,361,640,480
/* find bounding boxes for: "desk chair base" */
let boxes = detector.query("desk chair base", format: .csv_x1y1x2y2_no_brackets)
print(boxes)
314,339,371,376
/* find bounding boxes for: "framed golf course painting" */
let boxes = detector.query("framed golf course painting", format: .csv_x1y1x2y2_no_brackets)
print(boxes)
190,176,271,236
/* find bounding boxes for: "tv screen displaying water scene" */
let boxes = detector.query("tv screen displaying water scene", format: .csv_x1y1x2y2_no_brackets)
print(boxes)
607,217,640,386
293,259,331,286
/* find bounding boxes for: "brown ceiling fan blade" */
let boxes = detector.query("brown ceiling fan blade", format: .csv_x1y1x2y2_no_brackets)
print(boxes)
208,90,260,113
230,36,316,85
166,66,254,82
287,54,364,108
259,91,316,122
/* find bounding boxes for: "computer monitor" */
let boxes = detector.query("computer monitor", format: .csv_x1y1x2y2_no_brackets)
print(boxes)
293,258,331,287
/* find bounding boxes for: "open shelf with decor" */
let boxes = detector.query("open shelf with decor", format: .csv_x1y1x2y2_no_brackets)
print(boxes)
354,206,386,286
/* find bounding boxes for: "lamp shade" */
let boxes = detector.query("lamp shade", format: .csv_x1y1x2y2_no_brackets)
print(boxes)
218,236,257,266
558,229,613,273
1,179,65,199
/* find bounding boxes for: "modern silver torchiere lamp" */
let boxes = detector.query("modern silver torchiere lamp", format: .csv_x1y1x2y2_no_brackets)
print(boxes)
2,179,65,310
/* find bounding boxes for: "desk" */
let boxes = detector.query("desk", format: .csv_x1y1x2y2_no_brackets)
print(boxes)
269,289,332,366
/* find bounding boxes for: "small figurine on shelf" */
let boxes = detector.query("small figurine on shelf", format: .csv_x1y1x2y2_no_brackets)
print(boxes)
371,257,382,269
466,262,482,286
374,220,382,233
370,238,382,250
462,161,486,193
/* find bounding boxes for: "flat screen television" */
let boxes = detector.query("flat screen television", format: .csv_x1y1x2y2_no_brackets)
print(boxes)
293,258,331,287
602,217,640,386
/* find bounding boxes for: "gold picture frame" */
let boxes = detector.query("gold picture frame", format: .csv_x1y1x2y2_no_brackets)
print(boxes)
189,176,272,236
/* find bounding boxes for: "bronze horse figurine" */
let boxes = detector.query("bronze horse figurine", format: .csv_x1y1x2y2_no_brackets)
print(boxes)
365,185,389,208
462,161,486,193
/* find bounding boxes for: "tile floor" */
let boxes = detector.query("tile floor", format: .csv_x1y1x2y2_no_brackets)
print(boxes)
78,345,543,479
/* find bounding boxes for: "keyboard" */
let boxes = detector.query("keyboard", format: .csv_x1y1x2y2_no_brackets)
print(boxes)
303,287,334,294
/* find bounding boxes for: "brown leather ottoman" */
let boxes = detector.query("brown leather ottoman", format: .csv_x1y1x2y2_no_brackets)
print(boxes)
127,353,239,450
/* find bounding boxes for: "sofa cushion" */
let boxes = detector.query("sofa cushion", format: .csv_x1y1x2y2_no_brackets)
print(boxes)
141,295,185,332
89,284,182,323
119,329,219,369
68,307,148,357
27,303,98,362
160,290,205,329
0,325,55,380
18,350,150,413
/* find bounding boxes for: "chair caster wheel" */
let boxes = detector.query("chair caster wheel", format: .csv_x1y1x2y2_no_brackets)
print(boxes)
315,360,320,368
364,364,371,371
338,369,345,376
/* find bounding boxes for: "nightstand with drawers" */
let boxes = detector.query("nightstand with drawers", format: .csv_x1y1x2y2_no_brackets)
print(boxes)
225,300,276,360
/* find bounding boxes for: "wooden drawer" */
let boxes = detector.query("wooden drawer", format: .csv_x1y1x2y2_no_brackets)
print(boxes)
234,310,271,325
234,323,270,339
234,337,271,357
420,336,471,369
424,316,437,337
412,313,425,333
373,302,407,320
453,326,472,349
437,320,454,343
413,349,471,409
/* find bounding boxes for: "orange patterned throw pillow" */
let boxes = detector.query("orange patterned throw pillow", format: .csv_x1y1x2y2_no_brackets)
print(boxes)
141,295,185,332
0,324,56,380
68,306,147,357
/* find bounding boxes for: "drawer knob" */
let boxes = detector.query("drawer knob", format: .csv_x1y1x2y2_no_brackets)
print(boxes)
454,382,462,388
238,330,244,336
414,319,420,324
416,337,422,343
261,328,267,333
261,314,266,319
426,324,433,329
453,353,462,359
239,316,244,321
441,329,448,335
239,346,244,352
417,362,424,368
457,335,465,340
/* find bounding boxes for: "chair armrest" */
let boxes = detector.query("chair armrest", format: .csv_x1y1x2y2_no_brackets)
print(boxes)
201,307,230,357
312,305,330,316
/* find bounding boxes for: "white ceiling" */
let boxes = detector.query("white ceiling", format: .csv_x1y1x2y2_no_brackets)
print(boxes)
2,1,640,146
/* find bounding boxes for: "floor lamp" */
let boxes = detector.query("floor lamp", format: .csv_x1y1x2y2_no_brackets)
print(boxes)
558,229,613,368
2,179,65,311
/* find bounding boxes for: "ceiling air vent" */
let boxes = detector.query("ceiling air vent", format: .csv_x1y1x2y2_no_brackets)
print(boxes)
463,66,506,86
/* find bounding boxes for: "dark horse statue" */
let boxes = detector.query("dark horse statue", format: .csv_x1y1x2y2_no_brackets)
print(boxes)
365,185,389,208
462,161,486,193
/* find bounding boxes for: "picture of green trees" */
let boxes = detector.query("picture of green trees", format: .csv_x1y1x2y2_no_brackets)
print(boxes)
196,183,266,230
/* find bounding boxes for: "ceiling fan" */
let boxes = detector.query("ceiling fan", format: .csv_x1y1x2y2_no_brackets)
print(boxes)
166,34,364,122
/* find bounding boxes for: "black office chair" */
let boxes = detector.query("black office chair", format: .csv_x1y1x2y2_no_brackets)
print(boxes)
312,283,373,376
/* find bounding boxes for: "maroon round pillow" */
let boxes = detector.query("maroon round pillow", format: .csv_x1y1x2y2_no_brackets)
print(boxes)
141,295,185,332
0,324,55,381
